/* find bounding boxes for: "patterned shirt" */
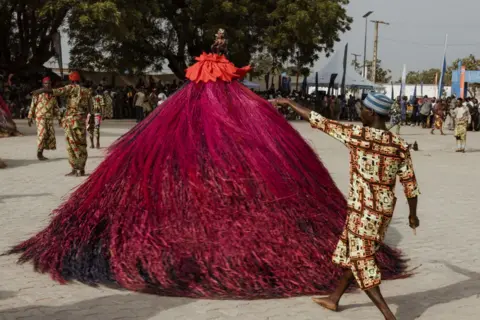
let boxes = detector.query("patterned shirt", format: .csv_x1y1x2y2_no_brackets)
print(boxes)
92,94,106,115
28,93,60,120
310,111,420,243
52,84,92,118
453,105,471,124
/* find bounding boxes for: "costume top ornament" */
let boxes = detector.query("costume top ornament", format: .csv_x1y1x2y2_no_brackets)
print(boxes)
211,28,227,55
185,29,251,84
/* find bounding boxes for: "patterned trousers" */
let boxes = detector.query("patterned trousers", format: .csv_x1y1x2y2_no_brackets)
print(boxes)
332,227,381,290
35,117,56,151
87,114,101,139
63,118,88,170
454,121,468,150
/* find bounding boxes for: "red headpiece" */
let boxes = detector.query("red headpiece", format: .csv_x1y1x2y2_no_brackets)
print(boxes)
69,71,81,82
42,77,51,83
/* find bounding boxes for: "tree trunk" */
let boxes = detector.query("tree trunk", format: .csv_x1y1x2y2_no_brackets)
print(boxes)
167,57,187,80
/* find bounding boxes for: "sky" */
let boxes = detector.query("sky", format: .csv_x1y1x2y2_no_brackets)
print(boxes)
54,0,480,78
314,0,480,77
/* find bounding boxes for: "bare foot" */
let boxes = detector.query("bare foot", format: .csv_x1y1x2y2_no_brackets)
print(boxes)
65,170,77,176
312,297,338,312
38,155,48,161
0,160,6,169
78,170,86,177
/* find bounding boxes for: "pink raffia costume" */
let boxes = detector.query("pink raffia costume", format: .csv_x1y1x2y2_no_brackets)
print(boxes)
8,31,410,298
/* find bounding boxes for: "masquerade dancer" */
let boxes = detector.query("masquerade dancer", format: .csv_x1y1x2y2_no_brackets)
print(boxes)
9,32,410,299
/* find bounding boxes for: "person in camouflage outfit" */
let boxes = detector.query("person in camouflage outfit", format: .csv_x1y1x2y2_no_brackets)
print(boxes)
32,72,92,176
28,77,61,160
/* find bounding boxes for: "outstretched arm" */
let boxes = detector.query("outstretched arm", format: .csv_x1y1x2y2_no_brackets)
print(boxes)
31,88,52,96
274,98,354,145
278,98,312,120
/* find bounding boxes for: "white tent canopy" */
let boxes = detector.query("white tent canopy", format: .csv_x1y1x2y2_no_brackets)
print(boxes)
307,50,380,90
242,79,261,89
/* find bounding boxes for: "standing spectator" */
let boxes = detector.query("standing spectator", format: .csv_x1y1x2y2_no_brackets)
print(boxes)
419,96,432,128
400,96,407,125
148,88,159,110
431,99,445,135
157,89,167,108
133,87,146,123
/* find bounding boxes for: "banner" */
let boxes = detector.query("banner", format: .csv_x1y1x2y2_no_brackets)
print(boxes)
400,64,407,98
460,66,466,98
52,31,63,78
438,34,448,99
438,55,447,99
340,43,348,96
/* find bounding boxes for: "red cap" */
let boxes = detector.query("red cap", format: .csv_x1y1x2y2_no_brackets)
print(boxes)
42,77,51,83
69,71,81,82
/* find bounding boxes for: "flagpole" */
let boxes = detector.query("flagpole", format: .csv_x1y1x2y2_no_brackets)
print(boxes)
443,34,448,55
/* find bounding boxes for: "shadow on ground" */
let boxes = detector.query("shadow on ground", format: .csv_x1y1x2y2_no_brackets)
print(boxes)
344,262,480,319
0,193,52,203
383,226,403,248
0,293,194,320
0,291,15,300
2,156,105,169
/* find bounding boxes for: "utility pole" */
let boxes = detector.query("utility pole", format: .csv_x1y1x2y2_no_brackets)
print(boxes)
362,11,373,78
351,53,361,73
371,20,389,83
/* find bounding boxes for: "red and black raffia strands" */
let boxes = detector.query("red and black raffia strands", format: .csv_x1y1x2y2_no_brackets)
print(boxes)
8,80,410,298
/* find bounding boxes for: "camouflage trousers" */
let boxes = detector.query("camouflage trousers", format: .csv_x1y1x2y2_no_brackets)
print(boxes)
35,117,56,151
87,114,101,139
63,116,88,170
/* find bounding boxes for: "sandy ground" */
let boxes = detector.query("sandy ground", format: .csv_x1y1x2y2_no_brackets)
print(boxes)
0,119,479,320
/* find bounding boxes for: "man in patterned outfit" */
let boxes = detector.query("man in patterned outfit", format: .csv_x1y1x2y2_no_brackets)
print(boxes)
28,77,60,160
453,99,471,152
275,93,420,320
88,86,106,149
32,71,92,176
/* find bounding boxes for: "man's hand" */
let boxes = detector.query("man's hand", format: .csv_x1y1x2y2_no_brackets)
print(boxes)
275,98,291,106
409,214,420,229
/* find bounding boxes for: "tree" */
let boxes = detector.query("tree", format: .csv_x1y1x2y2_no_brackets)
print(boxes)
405,68,442,84
352,59,391,83
68,0,352,78
0,1,119,74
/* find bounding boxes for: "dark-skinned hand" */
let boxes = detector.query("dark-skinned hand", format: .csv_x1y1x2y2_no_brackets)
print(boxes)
409,215,420,229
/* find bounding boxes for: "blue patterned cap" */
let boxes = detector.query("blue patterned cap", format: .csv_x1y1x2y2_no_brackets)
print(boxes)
363,92,393,116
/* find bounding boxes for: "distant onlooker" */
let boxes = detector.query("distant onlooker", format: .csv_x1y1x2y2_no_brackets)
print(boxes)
133,87,146,123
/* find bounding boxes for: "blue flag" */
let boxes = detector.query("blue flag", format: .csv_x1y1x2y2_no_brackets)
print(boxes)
411,85,417,103
438,55,447,99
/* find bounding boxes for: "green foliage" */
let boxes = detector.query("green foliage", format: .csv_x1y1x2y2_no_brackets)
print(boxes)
0,1,119,73
0,0,351,78
403,54,479,96
352,59,391,83
67,0,351,78
405,68,443,84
